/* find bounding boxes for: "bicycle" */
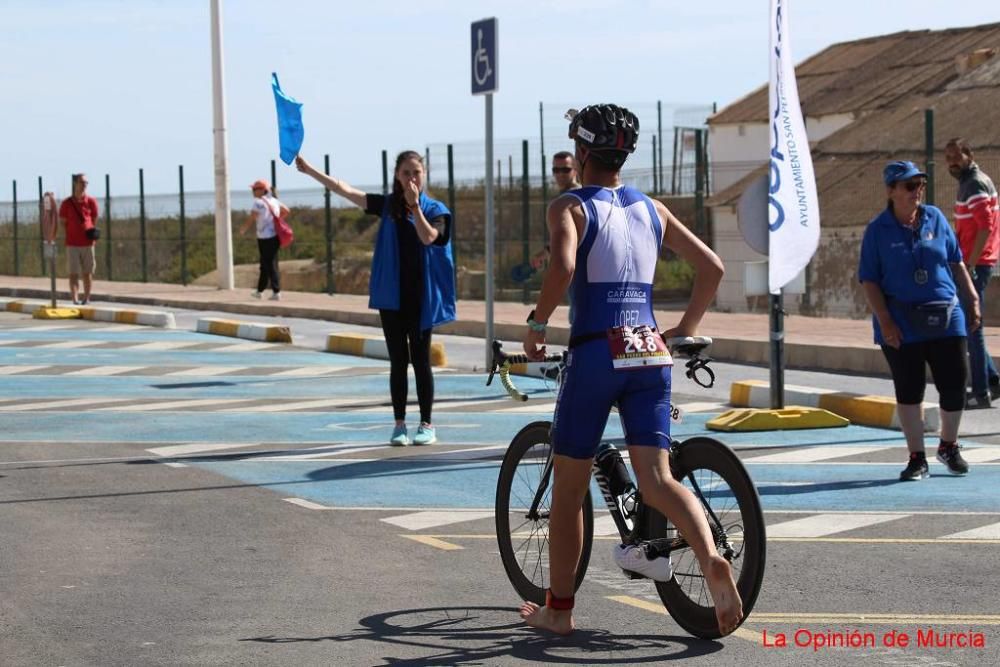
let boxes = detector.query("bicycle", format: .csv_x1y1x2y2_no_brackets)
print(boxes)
486,337,765,639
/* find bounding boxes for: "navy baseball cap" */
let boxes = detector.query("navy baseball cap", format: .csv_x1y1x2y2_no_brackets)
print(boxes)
883,160,927,185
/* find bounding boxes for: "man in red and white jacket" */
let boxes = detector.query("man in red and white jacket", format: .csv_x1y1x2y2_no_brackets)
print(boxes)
946,138,1000,407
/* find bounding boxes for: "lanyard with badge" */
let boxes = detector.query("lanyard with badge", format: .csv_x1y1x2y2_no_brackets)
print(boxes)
904,216,930,285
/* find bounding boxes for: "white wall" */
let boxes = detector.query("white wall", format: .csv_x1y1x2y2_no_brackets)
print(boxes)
708,113,855,195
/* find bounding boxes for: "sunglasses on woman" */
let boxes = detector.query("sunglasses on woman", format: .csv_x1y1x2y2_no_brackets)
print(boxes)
901,180,926,192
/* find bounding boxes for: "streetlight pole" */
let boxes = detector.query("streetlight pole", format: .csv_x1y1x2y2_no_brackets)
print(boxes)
210,0,234,289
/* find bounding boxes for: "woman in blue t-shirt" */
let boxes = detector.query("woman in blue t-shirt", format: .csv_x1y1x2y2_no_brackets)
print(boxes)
296,151,455,447
858,161,980,481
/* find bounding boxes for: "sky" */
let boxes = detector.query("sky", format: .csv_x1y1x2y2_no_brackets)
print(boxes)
2,0,998,198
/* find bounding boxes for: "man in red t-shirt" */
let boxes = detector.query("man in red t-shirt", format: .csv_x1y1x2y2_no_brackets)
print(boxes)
946,138,1000,406
58,173,99,305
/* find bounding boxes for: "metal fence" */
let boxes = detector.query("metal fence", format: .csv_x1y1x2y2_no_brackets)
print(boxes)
0,100,715,302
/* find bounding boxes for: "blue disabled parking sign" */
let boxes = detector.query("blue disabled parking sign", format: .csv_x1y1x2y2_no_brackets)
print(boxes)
471,17,497,95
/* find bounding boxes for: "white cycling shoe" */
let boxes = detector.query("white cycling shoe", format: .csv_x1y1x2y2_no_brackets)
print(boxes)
613,543,674,581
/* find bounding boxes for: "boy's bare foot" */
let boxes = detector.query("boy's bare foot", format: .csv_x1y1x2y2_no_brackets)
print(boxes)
704,556,743,635
519,601,575,636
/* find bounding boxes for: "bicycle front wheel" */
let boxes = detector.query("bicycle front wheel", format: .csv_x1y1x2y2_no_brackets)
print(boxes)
495,421,594,605
647,436,766,639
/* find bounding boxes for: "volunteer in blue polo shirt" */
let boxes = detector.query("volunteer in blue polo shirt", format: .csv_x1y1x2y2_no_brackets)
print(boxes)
859,160,980,481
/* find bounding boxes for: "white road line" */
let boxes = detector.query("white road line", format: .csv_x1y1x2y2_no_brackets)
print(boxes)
125,341,204,351
381,510,494,530
213,342,282,352
742,445,893,463
63,366,140,376
941,522,1000,540
593,515,624,536
495,401,557,413
284,498,332,510
676,401,727,413
251,445,390,461
146,442,265,458
35,340,102,349
766,513,906,538
162,462,188,468
960,446,1000,463
268,366,347,376
217,397,364,413
108,398,258,412
0,365,52,375
435,398,511,411
165,366,249,376
0,397,135,411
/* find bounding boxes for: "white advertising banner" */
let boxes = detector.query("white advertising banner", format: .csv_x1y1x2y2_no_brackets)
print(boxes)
768,0,820,294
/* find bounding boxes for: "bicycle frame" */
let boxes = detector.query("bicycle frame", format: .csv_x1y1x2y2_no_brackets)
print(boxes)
494,338,728,554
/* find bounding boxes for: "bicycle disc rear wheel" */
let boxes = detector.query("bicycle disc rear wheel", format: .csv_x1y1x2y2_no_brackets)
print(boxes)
495,421,594,605
646,436,766,639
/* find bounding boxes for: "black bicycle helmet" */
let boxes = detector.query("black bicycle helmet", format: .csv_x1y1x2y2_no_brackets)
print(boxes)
567,104,639,169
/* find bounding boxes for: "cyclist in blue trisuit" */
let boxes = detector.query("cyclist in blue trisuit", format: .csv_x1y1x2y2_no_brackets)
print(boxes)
520,104,742,636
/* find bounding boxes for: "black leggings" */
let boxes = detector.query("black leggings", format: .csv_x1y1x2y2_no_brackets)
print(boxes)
379,309,434,423
257,236,280,293
881,336,967,411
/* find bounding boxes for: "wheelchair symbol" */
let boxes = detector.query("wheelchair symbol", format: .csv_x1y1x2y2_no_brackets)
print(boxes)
473,28,492,86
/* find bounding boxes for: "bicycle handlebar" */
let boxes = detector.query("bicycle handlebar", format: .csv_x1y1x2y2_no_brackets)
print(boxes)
487,335,717,401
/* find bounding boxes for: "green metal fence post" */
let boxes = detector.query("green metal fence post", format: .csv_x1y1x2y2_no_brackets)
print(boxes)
652,135,658,194
381,150,389,195
521,140,530,304
324,153,334,295
671,127,680,195
657,100,664,196
139,168,148,282
179,165,187,285
38,177,45,277
447,144,457,284
12,180,19,275
924,108,935,206
105,174,112,281
694,129,706,238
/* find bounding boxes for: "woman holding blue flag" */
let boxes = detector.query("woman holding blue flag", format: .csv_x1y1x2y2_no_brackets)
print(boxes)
296,152,455,446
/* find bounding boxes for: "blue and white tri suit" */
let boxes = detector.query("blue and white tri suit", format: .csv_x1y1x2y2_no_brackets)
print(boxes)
550,185,672,459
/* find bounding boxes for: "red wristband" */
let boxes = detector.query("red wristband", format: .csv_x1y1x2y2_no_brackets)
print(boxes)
545,588,574,610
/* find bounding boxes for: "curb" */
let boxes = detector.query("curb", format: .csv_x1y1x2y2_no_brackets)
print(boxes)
326,333,447,367
197,317,292,343
2,298,175,327
77,306,176,328
1,298,45,314
730,379,939,432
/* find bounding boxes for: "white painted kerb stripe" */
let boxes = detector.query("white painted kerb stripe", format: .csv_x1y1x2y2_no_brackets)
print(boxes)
381,510,494,530
742,446,892,463
767,513,905,538
941,522,1000,540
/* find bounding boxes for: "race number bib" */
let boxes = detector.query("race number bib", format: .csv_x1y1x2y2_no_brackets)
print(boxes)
607,325,673,370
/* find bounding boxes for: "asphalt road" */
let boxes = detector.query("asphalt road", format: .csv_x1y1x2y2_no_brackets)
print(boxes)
1,305,998,666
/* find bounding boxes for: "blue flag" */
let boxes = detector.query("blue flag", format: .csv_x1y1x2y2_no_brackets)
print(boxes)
272,72,303,165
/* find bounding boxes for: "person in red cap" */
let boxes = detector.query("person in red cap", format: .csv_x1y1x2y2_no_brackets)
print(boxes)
239,179,289,300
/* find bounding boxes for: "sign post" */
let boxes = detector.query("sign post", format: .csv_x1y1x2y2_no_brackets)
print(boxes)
768,0,819,408
471,17,498,369
41,193,59,308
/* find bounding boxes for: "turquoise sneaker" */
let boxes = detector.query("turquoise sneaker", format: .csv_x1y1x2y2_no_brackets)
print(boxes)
413,423,437,446
390,424,409,446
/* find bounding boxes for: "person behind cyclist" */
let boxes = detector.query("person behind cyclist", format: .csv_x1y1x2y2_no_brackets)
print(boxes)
520,104,742,636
